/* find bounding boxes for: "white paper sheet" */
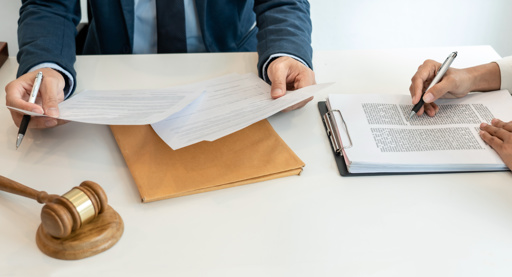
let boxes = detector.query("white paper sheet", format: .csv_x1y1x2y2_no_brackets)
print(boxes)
151,73,332,149
8,87,203,125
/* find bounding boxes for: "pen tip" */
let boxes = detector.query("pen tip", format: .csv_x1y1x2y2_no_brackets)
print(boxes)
16,134,24,150
408,111,415,119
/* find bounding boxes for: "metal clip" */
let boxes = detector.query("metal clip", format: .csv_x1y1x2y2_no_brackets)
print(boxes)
322,109,352,154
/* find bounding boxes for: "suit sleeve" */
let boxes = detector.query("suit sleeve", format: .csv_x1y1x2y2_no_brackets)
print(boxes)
17,0,81,93
253,0,313,75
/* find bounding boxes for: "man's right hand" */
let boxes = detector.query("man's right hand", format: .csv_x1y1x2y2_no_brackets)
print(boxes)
409,60,502,117
5,68,67,128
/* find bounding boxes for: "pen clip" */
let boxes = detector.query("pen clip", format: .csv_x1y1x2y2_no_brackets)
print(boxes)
437,51,458,73
29,72,43,102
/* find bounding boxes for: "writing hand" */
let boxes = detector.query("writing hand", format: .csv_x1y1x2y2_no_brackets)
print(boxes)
5,68,67,128
409,59,473,117
267,56,316,112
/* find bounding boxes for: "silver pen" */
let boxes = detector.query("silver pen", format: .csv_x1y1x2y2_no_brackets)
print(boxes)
16,71,43,149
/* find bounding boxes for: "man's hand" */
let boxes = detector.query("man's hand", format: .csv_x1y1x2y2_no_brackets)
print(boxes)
5,68,67,128
480,119,512,170
267,56,316,112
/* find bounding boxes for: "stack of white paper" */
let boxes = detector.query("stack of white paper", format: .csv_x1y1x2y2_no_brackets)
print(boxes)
326,90,511,173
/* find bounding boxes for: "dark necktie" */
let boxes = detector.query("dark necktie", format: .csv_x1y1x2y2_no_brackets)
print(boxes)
155,0,187,53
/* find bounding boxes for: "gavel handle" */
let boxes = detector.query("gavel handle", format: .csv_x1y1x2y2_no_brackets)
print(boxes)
0,175,57,204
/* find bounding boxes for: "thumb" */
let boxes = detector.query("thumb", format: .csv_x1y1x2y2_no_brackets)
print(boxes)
423,81,451,103
269,72,287,99
270,82,286,99
40,77,62,118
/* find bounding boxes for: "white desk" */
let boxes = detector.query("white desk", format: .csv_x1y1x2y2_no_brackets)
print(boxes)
1,46,512,277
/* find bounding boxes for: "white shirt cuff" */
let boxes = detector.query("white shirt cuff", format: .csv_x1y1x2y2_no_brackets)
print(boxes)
495,56,512,93
262,53,310,82
28,63,74,99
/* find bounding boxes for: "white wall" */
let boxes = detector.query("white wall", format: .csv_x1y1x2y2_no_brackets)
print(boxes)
0,0,21,56
310,0,512,56
1,0,511,57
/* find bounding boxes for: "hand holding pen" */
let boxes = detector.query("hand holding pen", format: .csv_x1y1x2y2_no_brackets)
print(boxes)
5,68,68,134
16,72,43,149
409,51,461,118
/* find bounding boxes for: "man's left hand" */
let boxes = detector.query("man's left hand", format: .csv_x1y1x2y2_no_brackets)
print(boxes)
267,56,316,112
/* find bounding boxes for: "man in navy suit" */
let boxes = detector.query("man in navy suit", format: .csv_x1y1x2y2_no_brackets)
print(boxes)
6,0,315,128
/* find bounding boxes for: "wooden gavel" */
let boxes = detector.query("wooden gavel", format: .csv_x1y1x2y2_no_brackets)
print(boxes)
0,176,107,238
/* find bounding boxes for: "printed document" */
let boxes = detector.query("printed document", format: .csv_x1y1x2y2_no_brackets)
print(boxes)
326,90,512,173
8,73,331,149
152,74,331,149
8,87,202,125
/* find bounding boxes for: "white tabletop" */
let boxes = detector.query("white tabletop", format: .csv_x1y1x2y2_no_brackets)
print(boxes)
1,46,511,277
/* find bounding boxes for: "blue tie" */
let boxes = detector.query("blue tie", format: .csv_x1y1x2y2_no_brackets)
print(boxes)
156,0,187,53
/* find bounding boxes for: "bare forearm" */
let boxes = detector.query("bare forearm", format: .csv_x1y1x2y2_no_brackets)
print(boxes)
467,62,501,92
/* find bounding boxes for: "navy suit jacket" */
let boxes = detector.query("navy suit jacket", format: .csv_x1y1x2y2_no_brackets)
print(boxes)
17,0,313,94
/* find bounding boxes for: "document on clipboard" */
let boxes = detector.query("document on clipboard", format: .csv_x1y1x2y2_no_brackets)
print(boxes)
318,90,512,176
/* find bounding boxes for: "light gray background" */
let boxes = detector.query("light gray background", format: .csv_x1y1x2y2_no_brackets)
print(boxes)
1,0,511,57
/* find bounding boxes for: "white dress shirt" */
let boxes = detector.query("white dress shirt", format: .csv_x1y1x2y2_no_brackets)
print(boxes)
133,0,206,54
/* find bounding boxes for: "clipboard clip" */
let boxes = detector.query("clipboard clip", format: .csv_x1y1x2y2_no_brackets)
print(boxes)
322,109,353,154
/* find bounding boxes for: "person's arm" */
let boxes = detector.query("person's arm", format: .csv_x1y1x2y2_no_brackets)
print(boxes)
5,0,80,128
253,0,315,111
409,59,501,117
473,58,512,170
17,0,79,88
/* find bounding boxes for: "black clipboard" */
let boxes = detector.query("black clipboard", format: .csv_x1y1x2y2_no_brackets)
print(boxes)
318,101,351,176
317,101,507,176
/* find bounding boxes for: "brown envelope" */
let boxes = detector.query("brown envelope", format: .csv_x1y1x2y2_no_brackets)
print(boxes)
110,120,304,202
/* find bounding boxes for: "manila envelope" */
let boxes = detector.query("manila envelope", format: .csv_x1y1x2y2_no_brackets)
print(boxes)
110,120,304,202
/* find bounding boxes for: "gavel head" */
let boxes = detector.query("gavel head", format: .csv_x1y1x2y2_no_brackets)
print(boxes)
40,181,108,238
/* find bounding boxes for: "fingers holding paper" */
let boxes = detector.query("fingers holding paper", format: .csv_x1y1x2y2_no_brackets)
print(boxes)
480,119,512,170
5,68,67,128
267,56,316,112
409,59,472,117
